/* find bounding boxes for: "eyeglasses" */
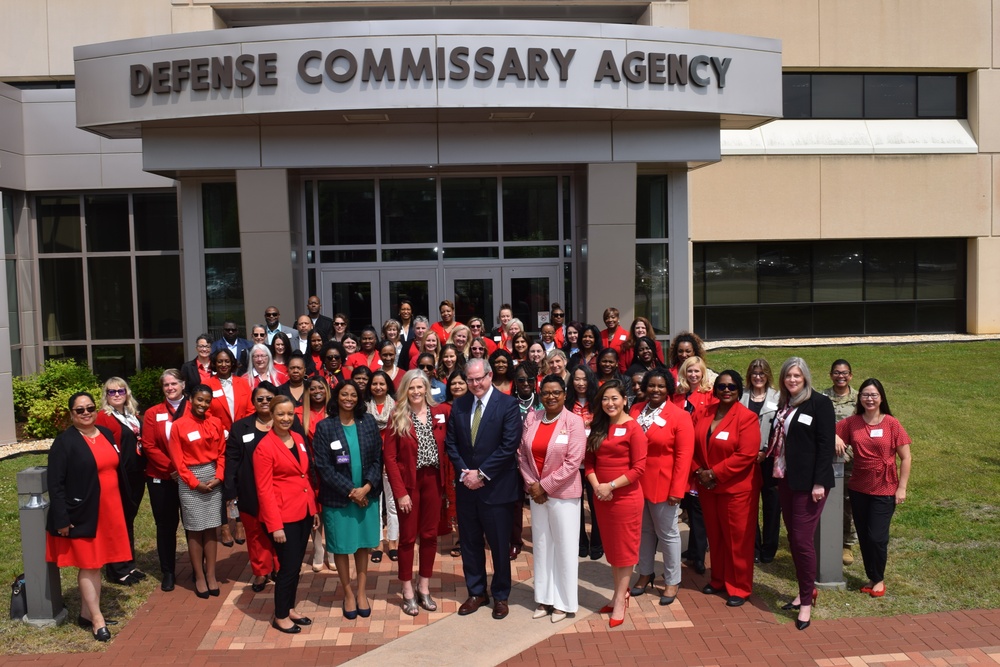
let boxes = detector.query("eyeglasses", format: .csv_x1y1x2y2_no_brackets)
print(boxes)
106,388,127,396
716,383,739,392
255,396,274,403
749,372,767,378
252,332,266,338
466,374,490,384
471,346,485,352
334,321,346,327
860,393,881,399
265,312,279,318
326,354,342,361
541,390,564,398
418,364,435,371
469,323,482,329
196,344,211,350
73,405,97,415
552,312,564,318
515,377,534,384
832,371,851,377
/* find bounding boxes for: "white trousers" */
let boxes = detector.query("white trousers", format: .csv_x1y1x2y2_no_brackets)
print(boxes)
380,470,399,543
637,500,682,585
530,496,581,613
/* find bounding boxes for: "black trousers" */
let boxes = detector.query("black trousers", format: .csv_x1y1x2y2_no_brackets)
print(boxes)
106,468,147,580
271,515,312,619
681,492,707,562
578,470,603,553
146,476,181,575
755,458,782,561
850,490,896,584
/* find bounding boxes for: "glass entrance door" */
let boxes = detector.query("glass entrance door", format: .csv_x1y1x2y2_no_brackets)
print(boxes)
321,268,437,334
380,269,437,328
445,265,561,336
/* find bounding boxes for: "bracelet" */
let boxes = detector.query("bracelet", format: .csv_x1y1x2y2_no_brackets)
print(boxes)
609,480,617,490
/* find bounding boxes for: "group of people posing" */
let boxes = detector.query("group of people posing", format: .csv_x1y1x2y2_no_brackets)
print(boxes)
44,297,912,640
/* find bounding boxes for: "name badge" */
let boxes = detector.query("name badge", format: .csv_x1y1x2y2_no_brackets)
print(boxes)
494,335,502,342
435,414,446,424
223,429,229,439
614,427,627,437
152,478,162,484
653,416,667,427
556,434,569,444
242,433,255,443
186,431,201,442
618,333,626,341
797,414,813,426
717,431,730,441
336,453,350,465
112,443,121,453
870,428,883,437
331,440,343,451
765,401,778,410
156,413,169,422
585,428,591,436
377,359,384,366
213,389,224,398
431,387,442,395
299,442,307,452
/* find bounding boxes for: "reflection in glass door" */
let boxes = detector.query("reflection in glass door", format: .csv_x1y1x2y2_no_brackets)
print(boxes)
445,265,560,336
504,265,560,333
380,269,436,327
446,268,500,326
321,270,379,332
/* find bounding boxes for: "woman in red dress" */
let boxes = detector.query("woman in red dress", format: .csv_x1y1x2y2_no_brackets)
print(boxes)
270,332,293,383
585,380,647,628
692,371,761,608
46,392,132,641
346,327,382,373
429,299,461,343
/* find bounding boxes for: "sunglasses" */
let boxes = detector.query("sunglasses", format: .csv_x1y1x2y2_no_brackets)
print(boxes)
73,405,97,415
515,377,534,384
265,312,279,318
418,364,435,371
334,321,346,326
326,354,342,361
106,388,127,396
252,333,266,338
716,383,739,392
552,312,565,317
255,395,274,403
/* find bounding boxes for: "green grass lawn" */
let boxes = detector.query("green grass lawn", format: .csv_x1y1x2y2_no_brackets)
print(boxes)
0,341,997,652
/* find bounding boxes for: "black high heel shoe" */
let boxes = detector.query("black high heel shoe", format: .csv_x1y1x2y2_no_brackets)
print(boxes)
629,575,654,597
781,588,818,611
93,626,111,642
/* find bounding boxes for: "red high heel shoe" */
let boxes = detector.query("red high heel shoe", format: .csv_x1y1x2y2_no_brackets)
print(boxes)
609,592,630,628
869,584,886,598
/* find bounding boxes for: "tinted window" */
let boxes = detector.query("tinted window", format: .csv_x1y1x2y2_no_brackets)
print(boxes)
812,74,863,119
864,74,916,119
782,74,811,119
318,180,376,246
918,75,965,118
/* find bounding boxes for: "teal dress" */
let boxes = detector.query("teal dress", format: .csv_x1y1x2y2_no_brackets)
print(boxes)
322,423,381,554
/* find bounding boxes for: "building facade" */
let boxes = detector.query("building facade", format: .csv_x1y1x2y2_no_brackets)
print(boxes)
1,0,998,444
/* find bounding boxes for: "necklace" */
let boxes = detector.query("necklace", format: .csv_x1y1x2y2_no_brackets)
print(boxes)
540,412,559,425
750,390,766,401
517,394,536,411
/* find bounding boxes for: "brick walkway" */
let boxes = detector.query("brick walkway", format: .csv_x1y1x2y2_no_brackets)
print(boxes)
7,529,1000,666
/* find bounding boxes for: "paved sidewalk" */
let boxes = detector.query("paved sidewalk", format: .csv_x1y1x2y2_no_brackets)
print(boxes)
6,532,1000,666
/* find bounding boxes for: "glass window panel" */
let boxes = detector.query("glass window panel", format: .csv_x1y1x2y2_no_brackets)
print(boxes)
6,260,19,345
141,342,185,372
133,192,179,251
88,257,134,339
864,74,916,119
757,243,811,303
635,244,669,335
704,306,758,340
453,279,494,327
10,348,22,377
636,175,668,239
504,246,559,259
45,345,87,364
918,75,965,118
783,74,811,119
93,344,136,382
382,248,438,262
813,304,865,336
319,249,377,263
205,253,245,332
692,245,706,306
388,280,430,324
305,180,315,246
916,302,962,333
39,258,85,340
442,178,498,244
562,175,572,240
563,261,573,323
915,239,964,300
318,180,376,246
328,280,373,332
865,241,914,301
308,268,316,300
502,176,558,243
202,183,239,249
759,305,813,338
37,196,81,253
865,302,915,334
137,256,183,338
380,178,437,245
704,243,757,305
812,74,863,119
3,191,15,253
813,242,863,302
509,276,549,334
84,194,130,252
443,247,500,259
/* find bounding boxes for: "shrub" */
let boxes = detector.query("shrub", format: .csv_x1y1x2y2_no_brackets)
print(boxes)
12,375,43,422
36,360,99,398
128,367,165,412
14,360,103,439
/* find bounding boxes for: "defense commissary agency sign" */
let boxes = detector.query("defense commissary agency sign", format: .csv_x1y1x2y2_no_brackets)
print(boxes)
74,20,782,135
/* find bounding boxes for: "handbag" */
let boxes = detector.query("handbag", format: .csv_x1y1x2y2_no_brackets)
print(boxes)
9,573,26,620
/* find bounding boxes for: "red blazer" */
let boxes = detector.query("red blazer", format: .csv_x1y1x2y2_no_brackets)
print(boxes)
691,402,760,494
673,388,718,413
629,401,695,503
383,403,451,499
618,340,665,373
517,408,586,499
167,411,227,490
141,401,184,479
253,430,318,534
206,375,252,433
601,327,628,352
346,351,383,373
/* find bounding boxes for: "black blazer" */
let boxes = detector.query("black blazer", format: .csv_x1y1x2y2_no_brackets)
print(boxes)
780,391,836,492
46,425,127,538
312,413,383,508
224,415,269,516
180,358,208,397
445,389,523,505
312,315,334,342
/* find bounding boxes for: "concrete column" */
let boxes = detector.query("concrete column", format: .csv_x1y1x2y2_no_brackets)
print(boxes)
178,181,207,350
0,191,16,444
967,236,1000,334
585,163,637,325
235,170,296,328
668,172,692,338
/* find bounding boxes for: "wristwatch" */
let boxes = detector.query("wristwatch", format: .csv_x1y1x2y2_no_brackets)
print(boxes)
609,480,617,490
477,470,486,482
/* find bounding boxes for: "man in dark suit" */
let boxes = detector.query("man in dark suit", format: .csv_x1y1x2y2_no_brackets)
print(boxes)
445,357,522,619
211,321,252,375
307,295,334,341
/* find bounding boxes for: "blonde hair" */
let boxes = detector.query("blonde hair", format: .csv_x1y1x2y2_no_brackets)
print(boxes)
448,324,473,356
778,357,814,408
100,377,139,416
389,369,437,437
676,356,712,393
420,331,441,363
300,377,330,436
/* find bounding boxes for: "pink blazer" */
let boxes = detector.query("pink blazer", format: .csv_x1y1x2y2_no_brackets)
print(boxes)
517,408,586,499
